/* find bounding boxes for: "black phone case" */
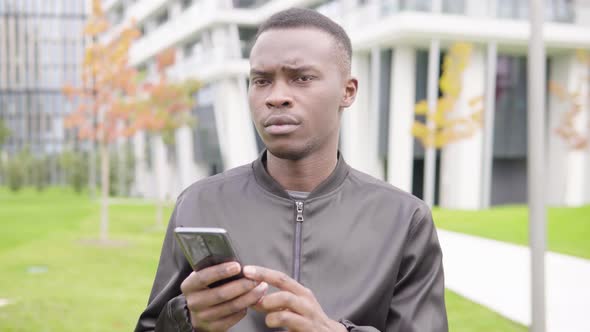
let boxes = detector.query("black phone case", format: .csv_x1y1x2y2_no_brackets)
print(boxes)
174,229,243,288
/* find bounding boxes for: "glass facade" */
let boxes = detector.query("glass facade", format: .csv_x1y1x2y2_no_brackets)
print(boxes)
232,0,271,9
377,0,574,20
497,0,575,22
238,26,257,58
381,0,433,15
442,0,465,14
0,0,86,162
191,85,223,173
491,55,529,205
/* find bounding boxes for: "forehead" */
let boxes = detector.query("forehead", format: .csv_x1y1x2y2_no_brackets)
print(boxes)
249,28,338,71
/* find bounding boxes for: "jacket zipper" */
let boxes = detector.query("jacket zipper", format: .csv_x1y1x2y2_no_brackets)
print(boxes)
293,201,304,282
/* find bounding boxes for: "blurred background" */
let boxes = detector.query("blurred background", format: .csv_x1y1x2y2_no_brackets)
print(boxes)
0,0,589,331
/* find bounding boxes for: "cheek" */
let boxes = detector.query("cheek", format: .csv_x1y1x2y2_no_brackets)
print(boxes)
311,89,342,121
248,95,264,121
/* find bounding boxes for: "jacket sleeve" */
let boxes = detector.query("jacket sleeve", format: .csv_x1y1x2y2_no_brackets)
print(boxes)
340,208,448,332
134,203,195,332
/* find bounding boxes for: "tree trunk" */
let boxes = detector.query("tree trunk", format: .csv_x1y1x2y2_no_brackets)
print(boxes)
423,149,436,207
100,142,110,242
153,136,167,229
117,139,126,197
423,39,440,208
156,196,164,228
89,140,97,199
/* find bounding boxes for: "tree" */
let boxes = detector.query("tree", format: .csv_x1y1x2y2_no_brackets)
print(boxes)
132,48,201,227
0,119,10,184
549,49,590,150
62,0,141,242
0,118,9,147
412,42,484,205
59,150,89,193
4,148,33,192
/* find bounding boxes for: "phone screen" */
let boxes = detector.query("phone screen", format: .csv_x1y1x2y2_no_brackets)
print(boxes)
174,227,243,287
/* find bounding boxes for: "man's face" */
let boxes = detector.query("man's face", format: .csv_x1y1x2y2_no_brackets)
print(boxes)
248,28,356,160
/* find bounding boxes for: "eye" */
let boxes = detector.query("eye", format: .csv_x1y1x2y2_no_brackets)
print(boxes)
295,75,314,83
252,78,270,86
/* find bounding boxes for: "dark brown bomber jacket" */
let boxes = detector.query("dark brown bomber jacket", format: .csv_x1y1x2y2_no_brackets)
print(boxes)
135,151,448,332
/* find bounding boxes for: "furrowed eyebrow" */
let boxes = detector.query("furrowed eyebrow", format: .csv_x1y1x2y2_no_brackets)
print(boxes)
249,69,271,77
281,65,316,73
249,65,317,77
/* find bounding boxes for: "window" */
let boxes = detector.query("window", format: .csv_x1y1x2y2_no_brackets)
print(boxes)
155,9,169,27
442,0,465,14
183,37,203,59
232,0,271,9
144,134,153,169
238,26,257,58
180,0,193,10
494,56,528,158
166,143,177,164
183,41,194,57
400,0,432,11
549,0,574,22
497,0,574,21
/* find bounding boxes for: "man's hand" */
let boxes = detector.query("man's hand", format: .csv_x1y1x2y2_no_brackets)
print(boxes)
181,262,268,332
243,265,347,332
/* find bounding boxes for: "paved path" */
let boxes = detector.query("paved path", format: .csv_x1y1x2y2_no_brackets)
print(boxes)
438,230,590,332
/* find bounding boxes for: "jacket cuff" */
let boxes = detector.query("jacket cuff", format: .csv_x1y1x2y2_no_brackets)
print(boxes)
155,294,194,332
337,319,381,332
338,319,357,331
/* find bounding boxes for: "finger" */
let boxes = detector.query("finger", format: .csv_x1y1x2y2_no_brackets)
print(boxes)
181,262,241,293
265,310,311,331
243,266,308,296
186,278,258,311
250,299,265,313
257,291,312,317
197,309,247,332
195,282,269,321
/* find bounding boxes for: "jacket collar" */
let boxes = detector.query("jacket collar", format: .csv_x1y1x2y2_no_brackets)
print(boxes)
252,150,350,200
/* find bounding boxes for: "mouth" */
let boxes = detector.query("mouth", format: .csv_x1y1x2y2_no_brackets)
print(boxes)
263,115,301,135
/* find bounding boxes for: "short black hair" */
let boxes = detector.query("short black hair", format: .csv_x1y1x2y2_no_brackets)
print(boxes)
255,7,352,74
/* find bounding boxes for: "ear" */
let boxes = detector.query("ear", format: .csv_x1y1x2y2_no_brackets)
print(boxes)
340,77,358,108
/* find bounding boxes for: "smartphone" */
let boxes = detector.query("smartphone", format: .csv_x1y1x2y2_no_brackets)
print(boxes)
174,227,243,288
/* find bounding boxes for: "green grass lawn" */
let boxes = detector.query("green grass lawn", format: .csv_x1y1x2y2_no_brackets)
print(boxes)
433,205,590,259
0,187,526,331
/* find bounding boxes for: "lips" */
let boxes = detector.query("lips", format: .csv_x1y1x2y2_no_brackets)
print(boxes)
263,115,301,135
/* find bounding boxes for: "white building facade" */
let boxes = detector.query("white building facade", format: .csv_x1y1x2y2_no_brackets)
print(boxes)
102,0,590,208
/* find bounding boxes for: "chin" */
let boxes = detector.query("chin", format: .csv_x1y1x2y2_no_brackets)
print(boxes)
266,141,315,161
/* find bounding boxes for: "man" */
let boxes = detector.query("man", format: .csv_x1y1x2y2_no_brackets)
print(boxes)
135,8,447,332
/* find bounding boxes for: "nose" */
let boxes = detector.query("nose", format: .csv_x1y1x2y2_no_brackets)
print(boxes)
265,81,293,109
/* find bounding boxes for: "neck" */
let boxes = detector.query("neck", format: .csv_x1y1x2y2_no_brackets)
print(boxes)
266,150,338,192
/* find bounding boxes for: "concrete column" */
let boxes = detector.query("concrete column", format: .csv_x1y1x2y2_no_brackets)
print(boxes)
465,0,490,16
153,135,171,200
369,48,385,180
175,126,209,192
432,0,442,12
340,53,367,168
439,47,486,210
387,46,416,192
212,77,258,170
574,1,590,27
169,1,182,17
0,18,7,90
547,54,590,206
341,52,383,179
481,42,498,209
132,130,154,198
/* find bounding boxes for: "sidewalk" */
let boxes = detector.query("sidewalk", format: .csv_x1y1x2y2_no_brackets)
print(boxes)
438,230,590,332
